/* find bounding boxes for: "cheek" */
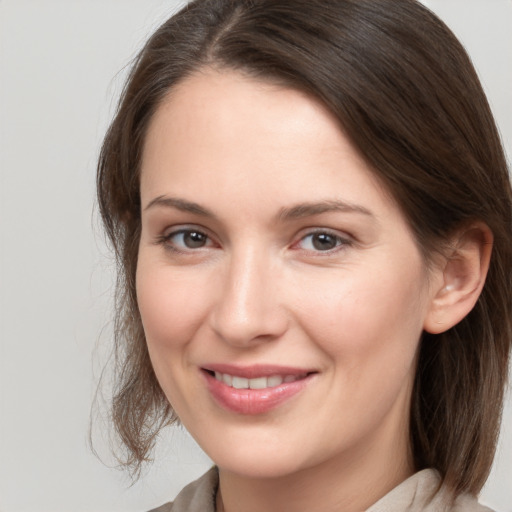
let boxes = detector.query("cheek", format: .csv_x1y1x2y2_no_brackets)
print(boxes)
292,264,427,367
135,258,217,413
136,260,211,351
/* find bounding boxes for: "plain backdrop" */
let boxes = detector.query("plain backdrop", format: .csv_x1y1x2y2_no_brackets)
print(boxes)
0,1,510,511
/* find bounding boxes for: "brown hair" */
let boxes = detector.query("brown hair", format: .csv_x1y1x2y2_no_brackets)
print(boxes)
97,0,512,493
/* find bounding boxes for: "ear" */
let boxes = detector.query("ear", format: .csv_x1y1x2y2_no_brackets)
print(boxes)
423,223,493,334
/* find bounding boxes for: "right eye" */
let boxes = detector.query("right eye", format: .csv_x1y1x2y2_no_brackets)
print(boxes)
158,228,215,251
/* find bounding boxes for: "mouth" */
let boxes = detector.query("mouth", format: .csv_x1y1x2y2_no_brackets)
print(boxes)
201,365,317,415
208,371,309,390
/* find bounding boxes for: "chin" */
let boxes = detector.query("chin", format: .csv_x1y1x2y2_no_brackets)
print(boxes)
215,454,310,480
193,431,319,480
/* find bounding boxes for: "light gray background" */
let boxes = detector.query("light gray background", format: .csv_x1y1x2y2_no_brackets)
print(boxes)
0,1,510,511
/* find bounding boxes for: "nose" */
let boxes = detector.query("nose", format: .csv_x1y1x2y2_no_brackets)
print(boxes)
209,247,288,347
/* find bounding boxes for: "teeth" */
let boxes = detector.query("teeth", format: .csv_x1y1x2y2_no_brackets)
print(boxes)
249,377,267,389
267,375,284,387
232,376,249,389
212,372,302,389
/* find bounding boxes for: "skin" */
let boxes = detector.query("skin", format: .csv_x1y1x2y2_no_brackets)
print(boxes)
136,69,474,512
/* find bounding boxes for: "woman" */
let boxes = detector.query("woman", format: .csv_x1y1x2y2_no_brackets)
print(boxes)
96,0,512,510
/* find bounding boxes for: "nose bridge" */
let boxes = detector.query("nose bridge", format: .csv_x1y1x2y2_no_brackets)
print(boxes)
210,243,286,345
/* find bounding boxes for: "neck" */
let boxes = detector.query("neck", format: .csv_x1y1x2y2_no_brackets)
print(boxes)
216,431,414,512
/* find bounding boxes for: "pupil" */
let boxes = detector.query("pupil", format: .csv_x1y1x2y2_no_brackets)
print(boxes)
184,231,206,248
312,233,336,251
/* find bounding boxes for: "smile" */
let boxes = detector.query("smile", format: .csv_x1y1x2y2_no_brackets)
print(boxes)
213,372,307,390
202,365,316,415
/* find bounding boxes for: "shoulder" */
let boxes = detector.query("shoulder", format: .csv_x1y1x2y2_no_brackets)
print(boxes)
147,467,219,512
452,493,494,512
367,469,495,512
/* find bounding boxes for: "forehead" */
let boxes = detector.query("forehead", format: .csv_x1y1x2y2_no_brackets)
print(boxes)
143,68,349,166
140,69,400,225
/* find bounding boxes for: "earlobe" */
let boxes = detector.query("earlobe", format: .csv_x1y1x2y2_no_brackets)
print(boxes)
423,223,493,334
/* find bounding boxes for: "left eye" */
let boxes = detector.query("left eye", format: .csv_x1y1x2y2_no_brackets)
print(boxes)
297,232,346,252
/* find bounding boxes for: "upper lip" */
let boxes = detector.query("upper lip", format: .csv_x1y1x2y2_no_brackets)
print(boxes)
201,364,316,379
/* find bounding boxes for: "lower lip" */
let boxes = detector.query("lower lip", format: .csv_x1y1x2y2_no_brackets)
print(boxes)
202,371,313,415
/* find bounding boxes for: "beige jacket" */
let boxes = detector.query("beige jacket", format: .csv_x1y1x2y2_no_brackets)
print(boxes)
149,467,494,512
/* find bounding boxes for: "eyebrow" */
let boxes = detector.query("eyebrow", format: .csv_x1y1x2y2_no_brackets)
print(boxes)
144,195,374,222
278,200,374,221
144,195,216,217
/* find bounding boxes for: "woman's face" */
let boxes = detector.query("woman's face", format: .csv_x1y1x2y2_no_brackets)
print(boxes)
137,70,440,479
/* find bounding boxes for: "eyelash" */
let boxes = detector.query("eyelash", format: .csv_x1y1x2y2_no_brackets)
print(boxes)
155,227,352,255
293,229,352,254
155,228,215,253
